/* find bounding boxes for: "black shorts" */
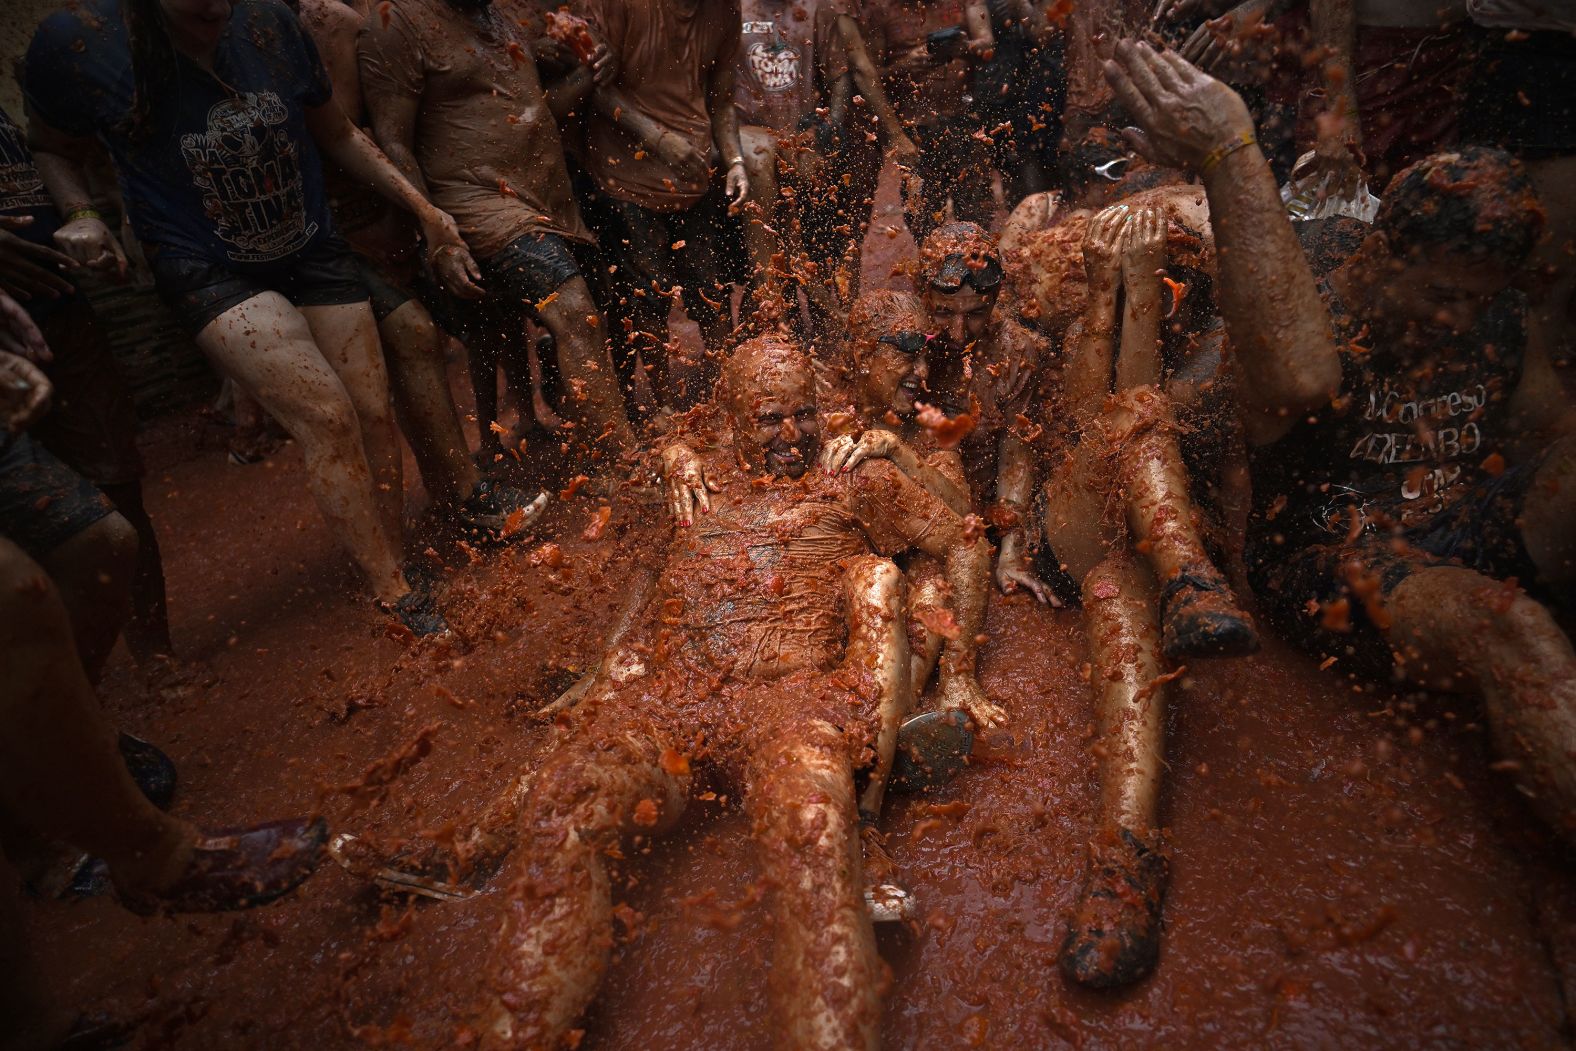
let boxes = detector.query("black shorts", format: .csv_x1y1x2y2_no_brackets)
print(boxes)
0,432,115,560
478,232,586,308
147,233,369,336
580,181,749,320
1247,466,1541,674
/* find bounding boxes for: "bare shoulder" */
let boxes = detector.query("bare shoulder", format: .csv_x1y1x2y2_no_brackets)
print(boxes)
299,0,366,39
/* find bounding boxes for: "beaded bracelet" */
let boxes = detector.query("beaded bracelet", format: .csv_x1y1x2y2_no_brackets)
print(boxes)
1200,132,1257,176
65,207,103,223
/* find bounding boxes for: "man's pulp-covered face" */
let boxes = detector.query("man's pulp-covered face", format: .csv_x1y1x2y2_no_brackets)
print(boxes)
748,391,820,477
925,286,996,355
1375,243,1513,335
722,337,821,477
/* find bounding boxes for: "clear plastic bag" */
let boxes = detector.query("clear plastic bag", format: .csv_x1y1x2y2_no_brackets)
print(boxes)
1280,151,1381,223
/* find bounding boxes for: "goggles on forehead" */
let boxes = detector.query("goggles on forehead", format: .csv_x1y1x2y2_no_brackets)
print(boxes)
928,253,1004,295
876,330,929,355
1094,156,1132,181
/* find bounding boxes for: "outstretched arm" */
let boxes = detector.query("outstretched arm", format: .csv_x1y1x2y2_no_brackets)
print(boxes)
1103,40,1338,445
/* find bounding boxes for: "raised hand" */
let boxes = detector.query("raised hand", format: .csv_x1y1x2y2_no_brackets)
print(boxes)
1120,205,1167,291
1179,0,1278,79
1103,39,1257,174
1083,204,1131,290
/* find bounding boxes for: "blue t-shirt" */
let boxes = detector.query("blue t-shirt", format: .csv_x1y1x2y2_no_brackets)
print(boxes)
0,105,62,250
24,0,337,270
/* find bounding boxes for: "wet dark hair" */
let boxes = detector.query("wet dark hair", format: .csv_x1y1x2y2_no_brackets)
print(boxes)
1375,147,1544,269
122,0,183,139
920,222,1003,295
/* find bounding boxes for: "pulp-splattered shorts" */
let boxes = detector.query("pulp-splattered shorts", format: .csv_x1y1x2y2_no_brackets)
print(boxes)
0,432,115,559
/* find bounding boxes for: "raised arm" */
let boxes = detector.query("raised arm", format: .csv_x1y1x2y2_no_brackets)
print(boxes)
1063,205,1127,416
1103,40,1338,445
1116,205,1166,390
853,459,1000,726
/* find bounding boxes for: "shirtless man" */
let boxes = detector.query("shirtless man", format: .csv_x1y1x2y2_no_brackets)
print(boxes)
295,0,544,527
1106,43,1576,842
359,0,636,459
472,335,992,1049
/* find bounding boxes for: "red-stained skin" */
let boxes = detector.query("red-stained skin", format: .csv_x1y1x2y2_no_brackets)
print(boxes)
23,164,1574,1050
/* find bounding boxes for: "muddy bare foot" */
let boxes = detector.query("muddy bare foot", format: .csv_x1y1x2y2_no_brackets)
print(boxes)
1060,827,1169,989
1159,570,1259,661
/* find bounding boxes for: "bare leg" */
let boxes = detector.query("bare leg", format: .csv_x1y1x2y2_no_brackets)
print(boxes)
36,511,138,683
0,537,195,893
1386,565,1576,842
300,301,404,544
1060,552,1170,989
536,277,636,457
845,556,912,820
1105,387,1258,659
905,556,949,698
194,293,407,603
99,481,174,665
483,705,687,1049
747,717,882,1051
740,126,782,290
379,299,480,506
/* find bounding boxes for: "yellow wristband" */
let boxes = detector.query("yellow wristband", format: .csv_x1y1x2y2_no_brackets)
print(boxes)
66,207,103,223
1200,132,1257,176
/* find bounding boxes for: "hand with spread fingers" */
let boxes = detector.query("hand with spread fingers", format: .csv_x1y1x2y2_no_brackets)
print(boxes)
1102,39,1257,175
1120,205,1167,294
1083,204,1131,290
995,528,1059,606
819,429,899,475
662,442,718,527
1179,0,1278,79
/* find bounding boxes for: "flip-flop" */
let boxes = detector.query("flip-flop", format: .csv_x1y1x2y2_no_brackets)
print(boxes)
327,833,476,903
889,709,975,794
